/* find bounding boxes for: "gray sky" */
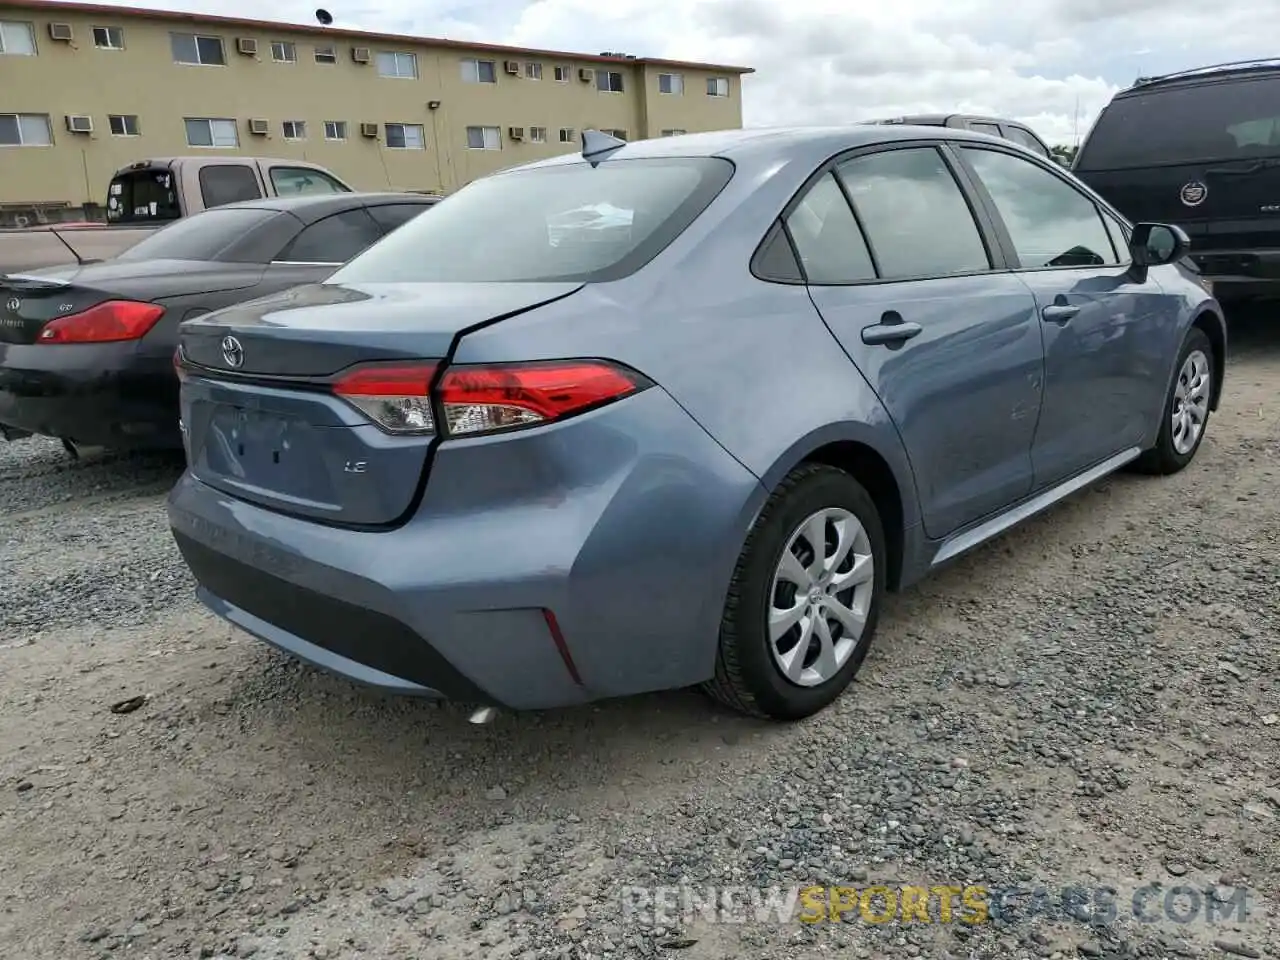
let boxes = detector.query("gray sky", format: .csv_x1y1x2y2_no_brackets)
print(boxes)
80,0,1280,146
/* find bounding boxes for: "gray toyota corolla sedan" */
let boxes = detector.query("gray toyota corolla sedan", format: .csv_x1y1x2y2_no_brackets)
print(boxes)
168,126,1226,721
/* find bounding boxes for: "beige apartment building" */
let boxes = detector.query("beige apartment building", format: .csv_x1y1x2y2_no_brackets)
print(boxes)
0,0,752,217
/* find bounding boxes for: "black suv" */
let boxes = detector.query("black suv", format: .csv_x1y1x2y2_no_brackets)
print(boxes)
1074,59,1280,302
865,114,1056,161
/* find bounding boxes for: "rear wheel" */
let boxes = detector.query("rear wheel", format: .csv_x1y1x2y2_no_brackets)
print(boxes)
703,463,886,721
1134,328,1214,475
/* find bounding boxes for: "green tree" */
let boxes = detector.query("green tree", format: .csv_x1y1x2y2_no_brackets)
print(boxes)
1050,144,1079,166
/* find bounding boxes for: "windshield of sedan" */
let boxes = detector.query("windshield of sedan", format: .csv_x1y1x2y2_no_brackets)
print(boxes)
329,157,735,283
115,207,279,262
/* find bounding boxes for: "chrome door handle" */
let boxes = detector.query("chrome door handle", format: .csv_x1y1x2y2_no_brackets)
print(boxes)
861,320,923,345
1042,304,1080,324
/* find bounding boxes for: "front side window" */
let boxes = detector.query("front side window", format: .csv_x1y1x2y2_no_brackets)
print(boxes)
331,157,734,284
270,166,349,195
376,50,417,79
368,202,432,232
1006,126,1050,158
1103,212,1131,263
597,70,624,93
461,58,497,83
185,117,238,148
279,209,382,263
385,123,425,149
961,147,1117,268
784,172,875,284
171,32,225,65
0,113,52,146
836,147,991,280
466,126,501,150
0,20,36,55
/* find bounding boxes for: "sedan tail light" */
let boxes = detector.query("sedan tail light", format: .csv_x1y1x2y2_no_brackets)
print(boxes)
329,359,649,438
36,300,166,344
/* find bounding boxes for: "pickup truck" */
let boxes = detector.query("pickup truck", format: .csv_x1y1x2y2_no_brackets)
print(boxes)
863,114,1059,162
0,156,354,273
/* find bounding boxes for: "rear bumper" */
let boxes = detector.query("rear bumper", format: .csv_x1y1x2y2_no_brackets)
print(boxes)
0,342,181,449
1191,249,1280,300
167,387,767,710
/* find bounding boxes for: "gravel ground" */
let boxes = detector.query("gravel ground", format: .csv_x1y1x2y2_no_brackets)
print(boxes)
1,313,1277,960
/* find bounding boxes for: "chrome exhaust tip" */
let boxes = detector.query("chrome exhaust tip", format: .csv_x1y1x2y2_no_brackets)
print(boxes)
468,706,499,725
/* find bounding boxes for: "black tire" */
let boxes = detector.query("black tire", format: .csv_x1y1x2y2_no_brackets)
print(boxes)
703,463,887,721
1133,327,1214,476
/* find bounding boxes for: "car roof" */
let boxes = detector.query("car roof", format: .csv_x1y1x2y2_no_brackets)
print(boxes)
210,191,438,223
1122,58,1280,97
505,125,1023,175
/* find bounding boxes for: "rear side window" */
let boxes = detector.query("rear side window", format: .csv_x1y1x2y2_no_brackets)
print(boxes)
200,165,262,208
367,202,432,233
115,207,279,262
1077,76,1280,170
835,147,991,280
331,158,734,284
270,166,350,196
106,169,181,223
783,172,875,284
962,147,1117,268
970,121,1003,138
278,209,382,263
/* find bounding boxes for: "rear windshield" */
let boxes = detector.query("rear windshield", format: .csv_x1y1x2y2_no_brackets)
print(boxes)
106,168,182,224
329,157,735,284
116,207,279,262
1077,75,1280,170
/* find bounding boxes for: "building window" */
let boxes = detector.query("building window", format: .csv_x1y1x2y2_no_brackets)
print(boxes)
529,126,547,143
558,127,575,143
184,117,238,148
282,120,306,140
0,20,36,55
385,123,425,149
554,65,570,82
93,26,124,50
706,76,729,97
660,128,687,137
525,62,542,80
603,128,627,140
596,70,624,93
108,114,140,137
271,40,296,62
314,45,336,63
658,73,683,95
324,120,347,141
466,125,501,150
461,58,497,83
171,33,226,66
376,50,417,79
0,113,52,146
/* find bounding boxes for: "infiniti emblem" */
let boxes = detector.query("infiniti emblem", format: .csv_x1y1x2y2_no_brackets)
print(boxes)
5,297,19,312
220,335,244,368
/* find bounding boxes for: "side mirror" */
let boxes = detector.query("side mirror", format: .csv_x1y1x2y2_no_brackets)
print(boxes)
1127,222,1190,282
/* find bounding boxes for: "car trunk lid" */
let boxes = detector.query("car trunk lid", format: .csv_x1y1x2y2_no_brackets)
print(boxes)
177,280,582,526
0,273,112,344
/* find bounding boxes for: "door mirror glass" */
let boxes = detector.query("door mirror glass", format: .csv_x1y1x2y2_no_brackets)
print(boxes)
1129,222,1190,266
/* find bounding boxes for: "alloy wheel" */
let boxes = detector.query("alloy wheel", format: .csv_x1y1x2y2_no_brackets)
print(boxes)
1171,348,1211,456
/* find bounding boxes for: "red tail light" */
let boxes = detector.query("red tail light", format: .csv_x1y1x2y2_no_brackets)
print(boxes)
332,362,439,435
36,300,165,344
437,360,648,436
329,359,648,437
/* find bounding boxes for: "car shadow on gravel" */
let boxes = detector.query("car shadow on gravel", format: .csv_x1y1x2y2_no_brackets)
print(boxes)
0,436,185,515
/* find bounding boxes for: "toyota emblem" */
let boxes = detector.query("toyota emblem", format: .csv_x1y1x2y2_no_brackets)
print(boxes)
1179,181,1208,207
4,297,19,312
220,335,245,368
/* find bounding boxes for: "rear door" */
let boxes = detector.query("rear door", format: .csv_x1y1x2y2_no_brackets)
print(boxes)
953,142,1176,488
794,143,1044,539
1074,74,1280,256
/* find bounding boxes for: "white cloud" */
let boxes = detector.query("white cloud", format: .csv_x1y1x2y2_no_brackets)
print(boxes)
69,0,1280,147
